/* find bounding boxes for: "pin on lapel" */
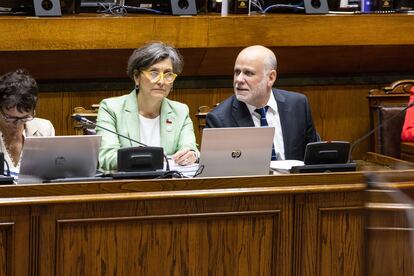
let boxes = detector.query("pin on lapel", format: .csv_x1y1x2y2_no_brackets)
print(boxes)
166,118,173,131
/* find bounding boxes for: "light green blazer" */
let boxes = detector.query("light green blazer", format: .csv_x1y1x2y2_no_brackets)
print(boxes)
96,90,199,171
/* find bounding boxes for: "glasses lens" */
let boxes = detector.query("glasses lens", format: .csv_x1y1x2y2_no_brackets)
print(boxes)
143,70,176,83
149,71,160,81
20,117,34,122
164,72,176,83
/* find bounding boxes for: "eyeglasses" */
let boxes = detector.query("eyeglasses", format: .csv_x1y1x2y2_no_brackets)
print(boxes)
0,108,35,124
141,70,177,84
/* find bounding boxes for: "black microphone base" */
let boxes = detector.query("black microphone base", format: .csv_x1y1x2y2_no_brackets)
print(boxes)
110,170,168,179
0,175,14,185
290,163,357,174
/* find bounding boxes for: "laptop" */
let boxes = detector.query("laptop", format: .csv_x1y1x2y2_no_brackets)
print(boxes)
197,127,275,177
18,135,102,184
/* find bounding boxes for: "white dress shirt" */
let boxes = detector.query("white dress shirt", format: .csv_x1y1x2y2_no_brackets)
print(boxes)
245,91,285,160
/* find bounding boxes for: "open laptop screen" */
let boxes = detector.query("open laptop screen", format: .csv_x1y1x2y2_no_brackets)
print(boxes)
198,127,275,177
18,135,101,183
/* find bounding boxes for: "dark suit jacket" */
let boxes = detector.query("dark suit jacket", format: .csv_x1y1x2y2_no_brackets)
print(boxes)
205,89,319,160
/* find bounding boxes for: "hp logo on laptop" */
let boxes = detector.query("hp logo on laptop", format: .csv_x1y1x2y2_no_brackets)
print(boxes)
55,156,66,166
231,150,242,159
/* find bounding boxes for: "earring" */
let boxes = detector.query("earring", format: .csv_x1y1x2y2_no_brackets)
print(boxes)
135,84,139,91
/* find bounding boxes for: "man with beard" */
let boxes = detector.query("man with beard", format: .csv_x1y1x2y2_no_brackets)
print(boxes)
205,45,319,161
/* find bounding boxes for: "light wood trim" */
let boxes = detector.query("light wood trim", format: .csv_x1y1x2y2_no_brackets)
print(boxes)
56,210,281,224
0,184,367,206
1,14,414,51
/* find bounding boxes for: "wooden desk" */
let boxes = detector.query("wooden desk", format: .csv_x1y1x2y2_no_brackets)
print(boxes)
401,142,414,162
0,154,413,275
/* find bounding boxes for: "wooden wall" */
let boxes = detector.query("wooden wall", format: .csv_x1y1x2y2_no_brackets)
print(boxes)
2,14,414,160
35,83,373,158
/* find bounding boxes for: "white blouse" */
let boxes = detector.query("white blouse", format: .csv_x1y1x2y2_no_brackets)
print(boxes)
139,114,161,147
0,131,25,178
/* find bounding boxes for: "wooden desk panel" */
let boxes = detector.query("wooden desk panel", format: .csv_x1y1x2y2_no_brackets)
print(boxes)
0,177,364,276
0,206,31,276
297,191,364,276
42,195,292,276
365,183,414,275
1,163,414,275
6,187,364,276
401,142,414,162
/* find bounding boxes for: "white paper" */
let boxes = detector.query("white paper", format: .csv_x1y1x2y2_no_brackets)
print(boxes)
165,157,199,178
270,160,304,173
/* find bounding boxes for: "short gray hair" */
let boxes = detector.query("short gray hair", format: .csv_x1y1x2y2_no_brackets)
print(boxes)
264,54,277,71
127,42,183,80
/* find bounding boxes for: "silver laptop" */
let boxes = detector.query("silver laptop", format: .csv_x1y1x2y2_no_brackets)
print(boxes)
198,127,275,177
18,135,101,184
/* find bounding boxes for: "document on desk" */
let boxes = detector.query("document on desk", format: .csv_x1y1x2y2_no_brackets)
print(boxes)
270,160,304,174
166,158,200,178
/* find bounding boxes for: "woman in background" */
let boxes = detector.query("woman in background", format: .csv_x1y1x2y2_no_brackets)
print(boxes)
96,42,199,171
0,69,55,176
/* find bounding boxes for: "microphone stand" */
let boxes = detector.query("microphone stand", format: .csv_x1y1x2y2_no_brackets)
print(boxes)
349,102,414,162
73,115,171,172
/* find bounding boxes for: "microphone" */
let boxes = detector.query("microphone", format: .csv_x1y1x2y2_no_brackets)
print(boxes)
72,114,171,171
349,101,414,161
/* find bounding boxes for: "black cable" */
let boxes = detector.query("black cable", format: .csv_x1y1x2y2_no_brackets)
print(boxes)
263,4,305,13
157,170,184,179
73,115,171,172
193,164,204,178
97,3,164,16
250,0,305,13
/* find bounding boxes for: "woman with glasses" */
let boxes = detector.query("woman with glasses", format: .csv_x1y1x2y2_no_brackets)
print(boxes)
0,69,55,176
96,42,199,171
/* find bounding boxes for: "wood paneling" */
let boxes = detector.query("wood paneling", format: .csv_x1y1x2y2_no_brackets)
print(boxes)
1,14,414,79
0,13,412,162
0,207,31,276
54,205,285,275
2,46,414,79
318,208,364,276
365,185,414,275
401,142,414,162
1,14,413,51
296,192,364,276
37,194,293,276
0,223,13,276
0,159,414,275
35,84,371,158
1,167,414,276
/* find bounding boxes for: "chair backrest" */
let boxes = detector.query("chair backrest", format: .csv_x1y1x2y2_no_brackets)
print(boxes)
72,105,99,135
194,104,219,134
377,106,406,158
194,105,212,134
368,79,414,158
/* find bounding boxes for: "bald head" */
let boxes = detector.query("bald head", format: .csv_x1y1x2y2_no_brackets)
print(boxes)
237,45,277,71
233,45,278,107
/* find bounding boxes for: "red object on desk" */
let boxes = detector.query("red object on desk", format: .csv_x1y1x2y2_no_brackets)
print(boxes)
401,87,414,141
